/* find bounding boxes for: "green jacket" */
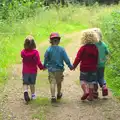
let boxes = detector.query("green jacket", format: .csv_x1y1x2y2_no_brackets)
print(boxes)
95,41,109,67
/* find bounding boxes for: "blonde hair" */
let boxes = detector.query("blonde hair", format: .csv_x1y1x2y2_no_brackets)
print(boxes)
24,35,36,50
80,29,99,45
90,28,102,41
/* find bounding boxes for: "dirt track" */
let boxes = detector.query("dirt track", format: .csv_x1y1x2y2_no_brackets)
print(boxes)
1,32,120,120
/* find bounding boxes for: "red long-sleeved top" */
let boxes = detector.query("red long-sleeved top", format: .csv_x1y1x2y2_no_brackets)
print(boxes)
21,49,44,74
73,44,98,72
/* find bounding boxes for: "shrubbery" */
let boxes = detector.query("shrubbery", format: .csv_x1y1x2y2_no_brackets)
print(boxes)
0,0,120,96
0,0,43,21
100,11,120,95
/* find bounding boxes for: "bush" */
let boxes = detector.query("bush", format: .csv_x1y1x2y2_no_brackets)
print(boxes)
0,0,42,21
100,10,120,95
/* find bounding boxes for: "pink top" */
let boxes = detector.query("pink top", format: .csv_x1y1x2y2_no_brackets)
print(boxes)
21,49,44,74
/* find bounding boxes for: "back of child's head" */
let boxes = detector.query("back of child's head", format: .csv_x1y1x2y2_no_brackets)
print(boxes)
80,29,99,45
91,28,102,41
24,35,36,50
49,33,61,45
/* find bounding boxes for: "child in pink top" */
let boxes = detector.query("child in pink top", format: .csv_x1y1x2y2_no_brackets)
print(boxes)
21,35,44,103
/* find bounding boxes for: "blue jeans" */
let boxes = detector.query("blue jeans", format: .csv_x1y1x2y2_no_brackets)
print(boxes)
97,67,106,87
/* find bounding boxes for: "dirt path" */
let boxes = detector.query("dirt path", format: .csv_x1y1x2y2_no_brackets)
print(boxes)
1,32,120,120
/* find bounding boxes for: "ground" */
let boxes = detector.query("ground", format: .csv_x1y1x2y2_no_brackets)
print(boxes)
0,32,120,120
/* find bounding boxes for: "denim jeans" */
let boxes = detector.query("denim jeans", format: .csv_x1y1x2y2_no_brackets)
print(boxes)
97,67,106,87
80,71,97,84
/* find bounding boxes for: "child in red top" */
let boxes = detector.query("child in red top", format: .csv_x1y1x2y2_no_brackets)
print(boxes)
73,30,99,101
21,35,44,103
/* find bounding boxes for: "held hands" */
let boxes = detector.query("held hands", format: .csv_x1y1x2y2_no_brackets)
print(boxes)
70,66,75,71
42,66,47,71
43,68,47,71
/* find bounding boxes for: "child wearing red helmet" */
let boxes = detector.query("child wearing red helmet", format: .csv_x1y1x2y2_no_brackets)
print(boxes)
44,33,73,103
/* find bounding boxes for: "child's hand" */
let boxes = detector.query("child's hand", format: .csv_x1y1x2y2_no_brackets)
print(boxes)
43,68,47,71
70,66,75,71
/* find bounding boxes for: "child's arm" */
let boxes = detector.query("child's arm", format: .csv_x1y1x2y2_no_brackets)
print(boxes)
44,50,49,68
73,47,84,69
35,51,45,70
21,50,24,58
105,46,109,55
105,45,111,63
63,49,73,70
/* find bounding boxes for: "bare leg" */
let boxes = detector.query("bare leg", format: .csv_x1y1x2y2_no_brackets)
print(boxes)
50,83,56,97
57,82,62,95
23,84,28,92
30,85,35,95
23,84,30,102
30,85,36,99
57,82,63,99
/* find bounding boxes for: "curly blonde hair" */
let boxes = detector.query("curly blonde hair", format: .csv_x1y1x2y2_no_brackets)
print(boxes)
80,29,99,45
90,28,102,41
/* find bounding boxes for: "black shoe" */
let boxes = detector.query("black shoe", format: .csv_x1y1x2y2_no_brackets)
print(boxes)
24,92,30,103
57,93,63,100
51,97,57,103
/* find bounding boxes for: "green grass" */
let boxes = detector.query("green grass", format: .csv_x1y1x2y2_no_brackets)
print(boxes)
1,3,120,120
1,3,120,90
0,6,87,86
31,97,50,106
31,97,50,120
32,111,45,120
1,4,120,119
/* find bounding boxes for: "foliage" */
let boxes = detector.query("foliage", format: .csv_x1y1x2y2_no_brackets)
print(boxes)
0,0,119,21
100,10,120,95
0,0,120,96
0,5,89,85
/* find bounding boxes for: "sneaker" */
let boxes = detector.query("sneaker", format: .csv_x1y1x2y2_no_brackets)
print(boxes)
57,93,63,100
31,94,36,100
24,92,30,103
51,97,57,103
81,93,89,100
102,86,108,96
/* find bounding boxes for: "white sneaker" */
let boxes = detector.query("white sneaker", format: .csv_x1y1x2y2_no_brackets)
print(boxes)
31,94,36,100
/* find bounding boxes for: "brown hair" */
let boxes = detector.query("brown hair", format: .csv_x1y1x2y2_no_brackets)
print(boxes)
24,35,36,50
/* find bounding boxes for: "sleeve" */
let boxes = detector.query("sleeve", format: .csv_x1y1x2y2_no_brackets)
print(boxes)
63,49,73,69
35,51,44,70
104,43,109,55
21,50,24,58
44,49,49,68
73,47,84,69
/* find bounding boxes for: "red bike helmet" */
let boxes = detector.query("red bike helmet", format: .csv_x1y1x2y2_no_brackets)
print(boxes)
50,33,61,40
